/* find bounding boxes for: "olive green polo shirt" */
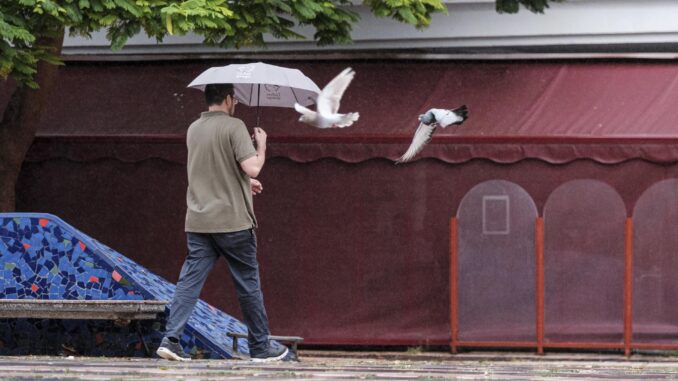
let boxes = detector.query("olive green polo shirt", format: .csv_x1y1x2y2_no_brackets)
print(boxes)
185,111,258,233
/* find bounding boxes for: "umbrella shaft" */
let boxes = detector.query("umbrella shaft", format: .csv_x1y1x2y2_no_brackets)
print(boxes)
256,84,260,127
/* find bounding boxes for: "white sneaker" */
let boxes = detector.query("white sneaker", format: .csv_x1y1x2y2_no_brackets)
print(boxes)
250,345,289,362
156,337,191,362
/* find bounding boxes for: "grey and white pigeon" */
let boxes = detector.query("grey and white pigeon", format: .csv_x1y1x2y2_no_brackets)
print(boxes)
294,67,359,128
395,105,469,164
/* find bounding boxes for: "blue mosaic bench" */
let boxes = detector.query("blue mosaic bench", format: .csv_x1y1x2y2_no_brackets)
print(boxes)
0,213,250,358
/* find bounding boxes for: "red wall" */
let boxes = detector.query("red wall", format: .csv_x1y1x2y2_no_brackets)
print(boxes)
16,152,678,345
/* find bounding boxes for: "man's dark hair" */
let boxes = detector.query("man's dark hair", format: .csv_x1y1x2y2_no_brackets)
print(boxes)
204,83,234,106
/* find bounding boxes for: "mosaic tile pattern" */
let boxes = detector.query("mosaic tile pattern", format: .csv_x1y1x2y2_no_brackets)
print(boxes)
0,213,249,358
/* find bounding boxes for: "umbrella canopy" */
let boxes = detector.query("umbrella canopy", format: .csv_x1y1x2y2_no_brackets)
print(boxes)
187,62,320,108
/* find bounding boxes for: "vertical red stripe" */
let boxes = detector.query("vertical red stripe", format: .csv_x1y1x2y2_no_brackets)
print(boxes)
536,217,545,355
624,217,633,357
450,217,458,354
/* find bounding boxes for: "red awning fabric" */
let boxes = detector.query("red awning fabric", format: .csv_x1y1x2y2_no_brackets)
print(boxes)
20,60,678,164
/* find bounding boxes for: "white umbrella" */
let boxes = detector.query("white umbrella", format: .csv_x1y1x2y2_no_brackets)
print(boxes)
187,62,321,125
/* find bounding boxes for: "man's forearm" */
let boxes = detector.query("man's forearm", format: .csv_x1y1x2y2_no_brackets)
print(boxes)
255,145,266,169
241,146,266,177
245,127,268,177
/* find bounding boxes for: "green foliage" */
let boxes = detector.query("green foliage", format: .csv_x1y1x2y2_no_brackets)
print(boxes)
363,0,446,28
496,0,564,14
0,0,559,87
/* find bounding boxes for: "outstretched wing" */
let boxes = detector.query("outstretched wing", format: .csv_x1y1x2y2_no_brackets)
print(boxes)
317,67,355,115
294,102,315,117
395,122,437,164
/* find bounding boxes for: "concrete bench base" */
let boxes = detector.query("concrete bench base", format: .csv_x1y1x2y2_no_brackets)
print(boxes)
0,299,168,355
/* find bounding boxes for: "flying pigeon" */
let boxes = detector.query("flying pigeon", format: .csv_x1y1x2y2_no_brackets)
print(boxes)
294,67,360,128
395,106,469,164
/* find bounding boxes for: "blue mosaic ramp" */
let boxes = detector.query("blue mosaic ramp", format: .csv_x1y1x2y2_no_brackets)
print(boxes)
0,213,249,358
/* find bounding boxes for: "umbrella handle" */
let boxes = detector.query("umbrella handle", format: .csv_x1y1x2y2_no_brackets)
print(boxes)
256,105,260,127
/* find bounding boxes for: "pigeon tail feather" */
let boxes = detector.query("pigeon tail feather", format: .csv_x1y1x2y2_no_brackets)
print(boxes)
453,105,469,123
335,112,360,128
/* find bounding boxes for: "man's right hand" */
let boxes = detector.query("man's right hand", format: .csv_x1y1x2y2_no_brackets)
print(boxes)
252,127,267,150
241,127,267,178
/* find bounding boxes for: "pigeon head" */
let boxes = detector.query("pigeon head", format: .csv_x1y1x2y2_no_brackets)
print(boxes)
298,114,311,124
418,111,436,125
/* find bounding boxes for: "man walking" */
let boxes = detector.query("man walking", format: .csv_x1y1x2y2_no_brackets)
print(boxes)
156,83,288,362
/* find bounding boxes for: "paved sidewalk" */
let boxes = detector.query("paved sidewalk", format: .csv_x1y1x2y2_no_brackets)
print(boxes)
2,351,678,380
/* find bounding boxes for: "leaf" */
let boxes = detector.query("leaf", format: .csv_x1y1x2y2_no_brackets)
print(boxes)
13,61,37,76
113,0,143,16
293,2,316,19
497,0,562,13
99,14,118,25
39,0,62,17
397,7,418,25
63,4,84,23
165,14,173,34
40,54,64,66
0,19,36,43
89,0,105,11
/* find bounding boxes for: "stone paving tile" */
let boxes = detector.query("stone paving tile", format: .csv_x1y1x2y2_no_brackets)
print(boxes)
2,352,678,380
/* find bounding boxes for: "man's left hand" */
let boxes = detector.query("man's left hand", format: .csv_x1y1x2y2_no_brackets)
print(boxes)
250,179,263,195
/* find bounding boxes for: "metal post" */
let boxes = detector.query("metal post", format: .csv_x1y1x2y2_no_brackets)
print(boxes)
450,217,458,354
624,217,633,357
536,217,545,355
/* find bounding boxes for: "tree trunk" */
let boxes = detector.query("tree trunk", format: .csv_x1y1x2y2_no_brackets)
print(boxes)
0,31,64,212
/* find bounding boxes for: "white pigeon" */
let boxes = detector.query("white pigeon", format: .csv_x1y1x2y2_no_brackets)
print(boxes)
395,105,469,164
294,67,359,128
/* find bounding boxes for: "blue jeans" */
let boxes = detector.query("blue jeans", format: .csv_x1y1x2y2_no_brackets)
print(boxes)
164,229,271,355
